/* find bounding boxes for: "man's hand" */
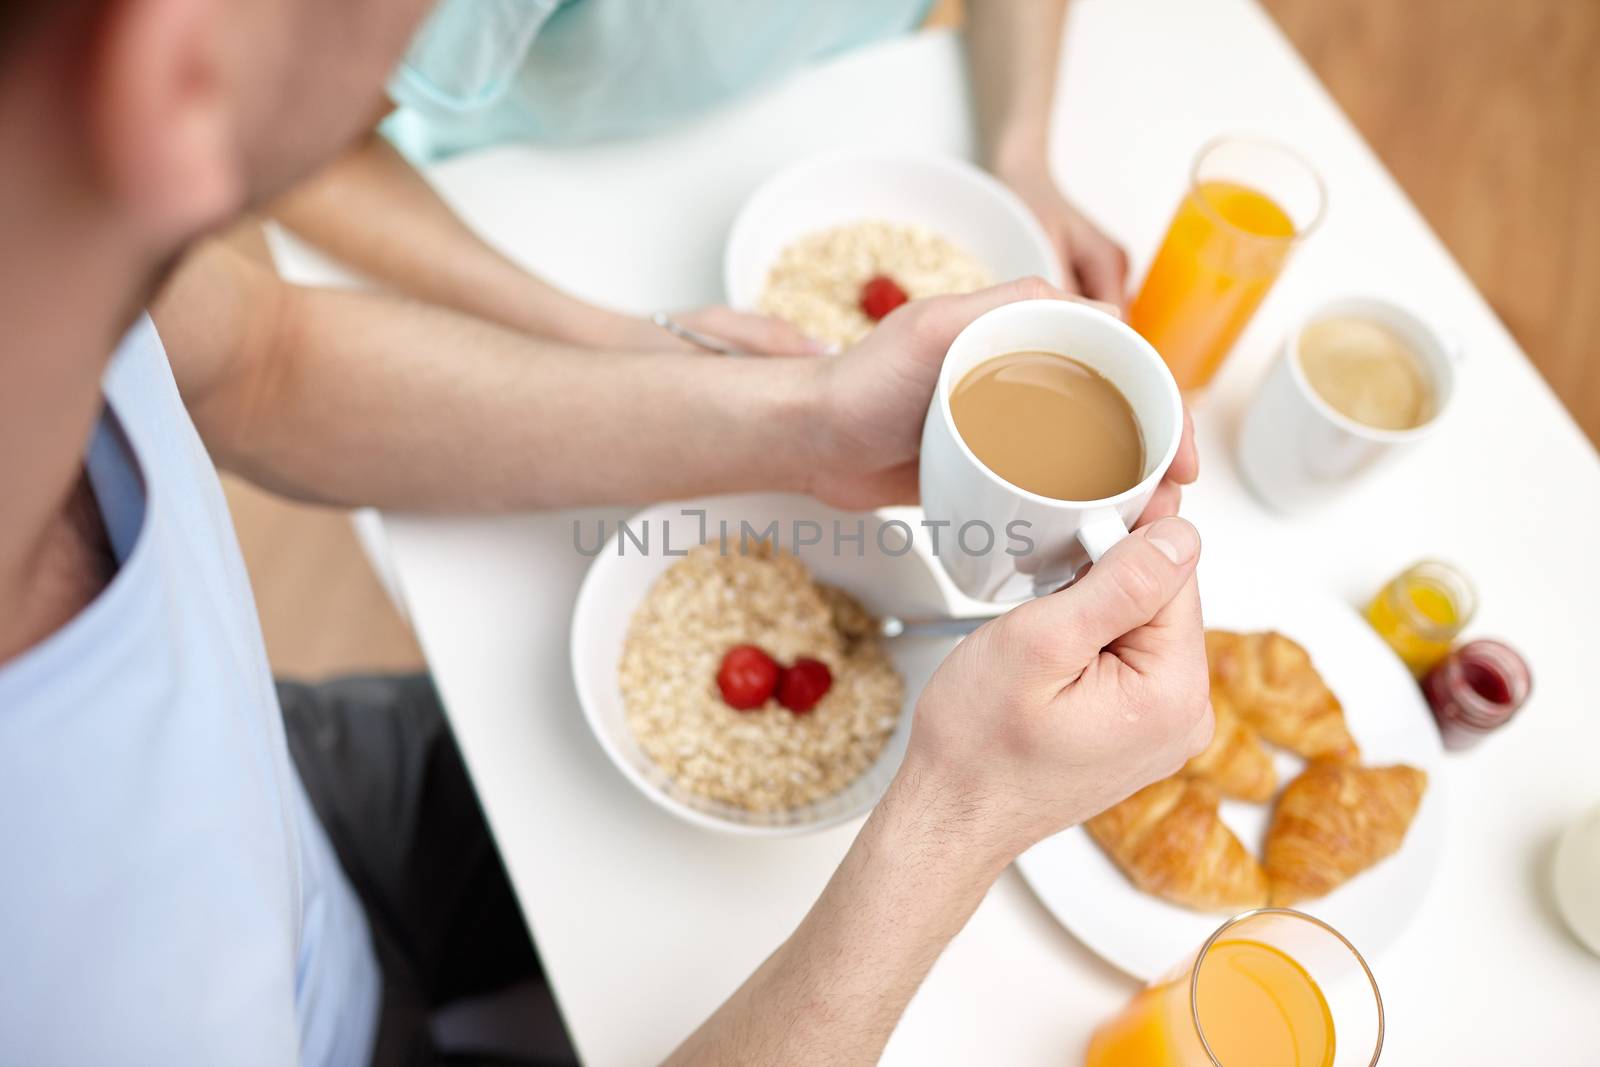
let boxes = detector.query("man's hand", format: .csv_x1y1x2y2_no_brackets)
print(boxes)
902,513,1212,865
1000,162,1131,307
801,277,1057,509
801,278,1195,511
666,508,1208,1067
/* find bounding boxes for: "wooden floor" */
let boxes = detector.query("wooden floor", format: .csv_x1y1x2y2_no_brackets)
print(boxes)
237,1,1599,678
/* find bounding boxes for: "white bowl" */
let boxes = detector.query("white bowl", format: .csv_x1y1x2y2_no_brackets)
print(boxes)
723,149,1064,312
570,494,959,836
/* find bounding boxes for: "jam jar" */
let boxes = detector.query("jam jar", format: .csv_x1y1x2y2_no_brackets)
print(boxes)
1421,639,1531,749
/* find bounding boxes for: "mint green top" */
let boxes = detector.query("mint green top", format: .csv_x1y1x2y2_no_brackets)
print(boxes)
386,0,934,159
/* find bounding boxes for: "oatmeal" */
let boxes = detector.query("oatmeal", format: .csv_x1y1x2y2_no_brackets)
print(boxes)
620,543,904,812
758,220,992,348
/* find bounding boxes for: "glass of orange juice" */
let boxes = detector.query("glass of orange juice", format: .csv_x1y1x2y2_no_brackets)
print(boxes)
1086,908,1383,1067
1128,137,1326,392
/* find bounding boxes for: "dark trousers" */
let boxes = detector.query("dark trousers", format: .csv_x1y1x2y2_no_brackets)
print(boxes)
278,674,578,1067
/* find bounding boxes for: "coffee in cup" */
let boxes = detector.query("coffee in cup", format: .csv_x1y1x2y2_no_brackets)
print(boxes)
1237,296,1459,513
1297,316,1435,431
920,299,1184,602
949,351,1145,501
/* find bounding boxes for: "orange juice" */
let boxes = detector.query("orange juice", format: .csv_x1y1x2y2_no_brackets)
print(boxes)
1196,940,1335,1067
1086,939,1336,1067
1128,180,1299,391
1085,985,1185,1066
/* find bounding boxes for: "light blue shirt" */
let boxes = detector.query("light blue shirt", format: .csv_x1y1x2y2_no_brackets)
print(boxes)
386,0,934,159
0,317,380,1066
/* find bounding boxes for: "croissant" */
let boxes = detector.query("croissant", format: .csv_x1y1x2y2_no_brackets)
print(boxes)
1265,762,1428,906
1182,691,1277,802
1087,778,1269,912
1207,630,1360,762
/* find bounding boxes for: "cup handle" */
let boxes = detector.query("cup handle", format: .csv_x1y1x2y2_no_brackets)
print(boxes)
1077,508,1129,563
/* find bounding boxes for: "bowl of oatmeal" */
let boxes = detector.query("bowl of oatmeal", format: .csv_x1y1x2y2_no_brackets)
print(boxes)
570,494,960,835
724,150,1064,349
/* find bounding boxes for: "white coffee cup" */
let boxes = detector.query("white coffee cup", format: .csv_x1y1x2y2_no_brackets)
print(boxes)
1237,296,1460,513
919,299,1185,602
1554,801,1600,958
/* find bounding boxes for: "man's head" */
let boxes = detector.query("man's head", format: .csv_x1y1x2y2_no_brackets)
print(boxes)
1,0,431,269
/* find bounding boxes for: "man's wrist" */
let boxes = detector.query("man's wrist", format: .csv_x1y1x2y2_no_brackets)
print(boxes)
872,750,1020,892
776,357,832,498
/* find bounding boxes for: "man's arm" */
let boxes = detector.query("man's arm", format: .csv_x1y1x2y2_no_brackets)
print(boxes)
151,239,820,510
151,242,1066,513
965,0,1130,304
153,243,1208,1063
669,508,1211,1064
664,764,1004,1066
271,133,819,355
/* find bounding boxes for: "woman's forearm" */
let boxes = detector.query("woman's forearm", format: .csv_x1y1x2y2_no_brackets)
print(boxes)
271,132,627,344
965,0,1071,179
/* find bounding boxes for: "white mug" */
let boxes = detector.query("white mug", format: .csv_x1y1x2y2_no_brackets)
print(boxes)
1237,296,1459,513
1554,801,1600,958
919,299,1185,602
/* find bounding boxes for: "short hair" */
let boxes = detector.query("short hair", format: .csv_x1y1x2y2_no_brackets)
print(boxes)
0,1,95,62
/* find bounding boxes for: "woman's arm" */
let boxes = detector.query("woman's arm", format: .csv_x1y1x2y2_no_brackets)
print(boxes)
965,0,1130,304
271,132,819,354
272,131,640,344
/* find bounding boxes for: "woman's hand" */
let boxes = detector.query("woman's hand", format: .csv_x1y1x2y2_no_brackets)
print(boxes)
999,161,1131,308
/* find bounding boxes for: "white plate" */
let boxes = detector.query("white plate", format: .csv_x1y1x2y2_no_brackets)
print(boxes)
570,494,961,836
1015,559,1447,979
723,149,1063,311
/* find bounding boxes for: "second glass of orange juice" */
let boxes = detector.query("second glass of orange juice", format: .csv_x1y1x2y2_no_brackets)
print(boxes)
1086,908,1383,1067
1128,137,1326,392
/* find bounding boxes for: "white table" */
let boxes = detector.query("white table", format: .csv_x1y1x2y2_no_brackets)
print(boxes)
274,1,1600,1061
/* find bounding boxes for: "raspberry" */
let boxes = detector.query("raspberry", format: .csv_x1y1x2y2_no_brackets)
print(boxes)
859,275,909,321
777,657,833,714
716,644,780,710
